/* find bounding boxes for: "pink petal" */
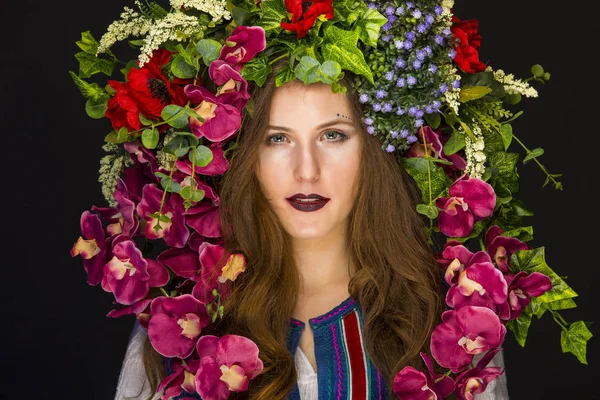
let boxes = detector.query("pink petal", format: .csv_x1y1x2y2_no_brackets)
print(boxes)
157,246,201,280
196,356,231,400
438,202,474,237
216,335,263,380
147,259,169,287
450,178,496,219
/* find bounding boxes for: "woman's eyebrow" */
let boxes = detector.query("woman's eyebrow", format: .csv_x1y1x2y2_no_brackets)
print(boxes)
267,118,356,132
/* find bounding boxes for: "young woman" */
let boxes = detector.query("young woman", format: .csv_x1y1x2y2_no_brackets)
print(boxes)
114,64,508,400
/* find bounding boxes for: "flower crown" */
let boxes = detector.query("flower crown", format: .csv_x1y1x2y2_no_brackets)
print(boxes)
69,0,592,399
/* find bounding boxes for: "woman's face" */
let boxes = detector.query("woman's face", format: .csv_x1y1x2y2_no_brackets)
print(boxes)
256,81,362,240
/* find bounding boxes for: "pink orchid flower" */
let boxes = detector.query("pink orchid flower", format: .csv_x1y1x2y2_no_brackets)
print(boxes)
70,210,109,285
504,271,552,320
218,26,266,72
148,294,210,358
435,177,496,237
194,334,264,399
484,226,530,273
103,240,169,305
454,348,505,400
431,306,506,372
437,240,476,285
91,178,139,237
209,60,251,111
407,126,467,177
158,357,200,399
184,199,222,238
176,144,230,177
137,184,190,248
393,352,455,399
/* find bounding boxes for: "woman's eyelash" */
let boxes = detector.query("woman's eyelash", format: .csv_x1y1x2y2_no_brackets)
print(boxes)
265,131,349,145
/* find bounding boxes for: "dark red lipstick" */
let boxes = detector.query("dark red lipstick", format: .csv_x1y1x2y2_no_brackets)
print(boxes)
286,193,330,212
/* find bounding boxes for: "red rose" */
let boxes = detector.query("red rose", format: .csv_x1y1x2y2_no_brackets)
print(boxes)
450,15,487,74
280,0,334,39
105,48,193,132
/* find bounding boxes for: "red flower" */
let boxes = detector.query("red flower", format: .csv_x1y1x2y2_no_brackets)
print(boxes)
105,49,193,132
280,0,334,39
450,15,487,74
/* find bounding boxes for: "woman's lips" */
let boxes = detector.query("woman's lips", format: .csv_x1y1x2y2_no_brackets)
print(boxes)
286,198,329,212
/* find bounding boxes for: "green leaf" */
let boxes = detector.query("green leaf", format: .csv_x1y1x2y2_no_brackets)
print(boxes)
163,135,192,157
142,128,159,149
353,7,387,48
171,54,197,79
241,55,272,87
68,71,107,101
511,198,534,217
424,112,441,129
531,64,545,78
117,127,129,143
487,151,520,195
402,158,452,204
443,130,466,155
155,175,182,193
294,56,320,85
523,147,544,164
321,25,373,84
458,119,476,141
161,105,189,128
76,31,100,54
318,60,342,84
196,39,222,67
191,189,205,202
504,93,522,105
138,113,156,126
499,124,513,151
561,320,593,365
232,7,252,26
85,96,109,119
189,145,214,167
531,297,577,319
449,220,487,243
121,59,138,79
180,185,192,200
258,0,288,34
173,131,200,147
416,204,439,219
501,225,534,242
275,64,296,87
459,86,492,102
461,71,494,87
74,52,115,78
332,0,365,24
506,302,534,347
105,130,119,143
149,212,172,223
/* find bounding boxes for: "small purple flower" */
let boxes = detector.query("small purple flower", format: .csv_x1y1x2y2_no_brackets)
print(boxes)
385,6,395,15
359,93,370,103
385,144,396,152
435,34,444,45
416,109,424,118
404,41,413,50
385,71,395,81
372,102,382,112
387,15,396,24
407,75,417,86
449,49,457,59
416,23,427,34
390,130,399,139
415,118,424,127
412,9,422,18
443,27,451,36
395,6,405,15
429,63,438,73
408,106,418,116
435,5,443,15
452,79,461,89
424,45,432,55
401,129,409,138
382,34,393,42
405,31,415,41
367,126,375,135
382,22,391,31
432,100,441,109
407,134,417,143
434,89,440,97
406,1,414,8
425,14,435,24
440,83,448,93
367,2,377,9
416,49,426,61
396,57,406,68
413,60,422,69
394,40,404,50
396,77,406,88
376,89,387,99
425,105,433,114
383,102,393,113
364,117,374,125
396,107,406,115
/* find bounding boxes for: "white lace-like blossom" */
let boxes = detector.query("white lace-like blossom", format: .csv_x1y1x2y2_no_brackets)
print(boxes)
487,66,539,98
169,0,231,22
96,7,152,56
443,66,461,115
464,123,486,179
138,11,204,67
98,144,133,207
434,0,454,33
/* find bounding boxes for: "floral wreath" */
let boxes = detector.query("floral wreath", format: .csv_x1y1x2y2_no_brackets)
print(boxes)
69,0,592,399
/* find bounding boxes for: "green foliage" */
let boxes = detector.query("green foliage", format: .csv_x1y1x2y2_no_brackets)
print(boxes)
321,25,373,84
561,321,593,365
402,157,452,204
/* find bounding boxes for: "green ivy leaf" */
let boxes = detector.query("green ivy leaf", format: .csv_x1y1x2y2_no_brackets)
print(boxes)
459,86,492,102
487,151,520,195
196,39,223,67
189,145,214,167
561,321,593,365
258,0,288,34
402,157,452,204
443,130,466,155
353,7,387,48
74,52,115,78
76,31,100,54
321,25,373,84
332,0,365,24
523,147,544,164
531,297,577,319
69,71,107,101
501,225,534,242
142,128,159,149
241,55,272,87
161,104,189,128
499,124,513,151
275,64,296,87
416,204,439,219
506,302,534,347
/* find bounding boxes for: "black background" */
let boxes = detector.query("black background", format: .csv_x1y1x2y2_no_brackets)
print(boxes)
2,1,598,399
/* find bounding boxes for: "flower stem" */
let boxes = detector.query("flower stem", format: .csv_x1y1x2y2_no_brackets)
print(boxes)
160,287,170,297
550,310,569,331
510,132,562,190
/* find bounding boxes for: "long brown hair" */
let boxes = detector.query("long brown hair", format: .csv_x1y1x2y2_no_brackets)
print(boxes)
143,60,445,399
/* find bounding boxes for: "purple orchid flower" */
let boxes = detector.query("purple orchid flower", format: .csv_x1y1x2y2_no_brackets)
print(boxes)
148,294,210,358
454,348,505,400
218,26,267,72
184,199,222,238
431,306,506,372
176,144,230,176
209,60,251,111
436,240,476,285
194,334,264,398
407,126,467,176
436,176,496,238
103,240,169,305
393,352,455,399
504,271,552,320
91,178,139,237
184,84,242,143
484,226,530,273
137,184,190,248
70,211,109,285
158,357,200,399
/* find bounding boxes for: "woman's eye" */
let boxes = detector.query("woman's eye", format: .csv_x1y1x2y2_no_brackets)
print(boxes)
266,131,348,145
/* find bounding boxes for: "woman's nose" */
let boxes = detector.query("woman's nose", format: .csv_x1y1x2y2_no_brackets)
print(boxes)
293,144,321,182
